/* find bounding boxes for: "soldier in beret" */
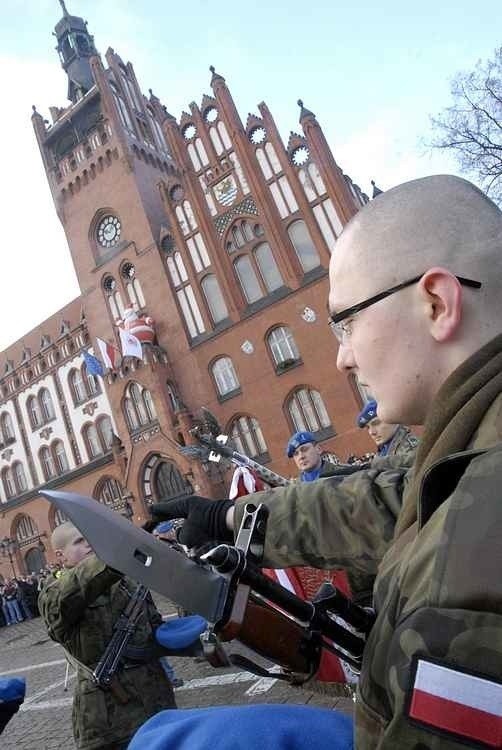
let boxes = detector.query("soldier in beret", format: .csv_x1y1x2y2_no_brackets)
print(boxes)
357,399,418,462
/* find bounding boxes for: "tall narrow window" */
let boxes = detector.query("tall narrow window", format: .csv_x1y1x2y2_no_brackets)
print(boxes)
287,387,332,433
53,441,69,474
0,412,15,443
70,369,86,403
84,424,103,459
267,326,300,367
27,396,42,429
254,243,284,292
39,389,55,422
230,416,267,458
287,221,321,272
97,416,114,450
122,383,157,433
2,468,15,499
212,357,240,397
201,275,228,324
40,446,57,480
12,462,27,492
15,515,38,541
234,256,263,304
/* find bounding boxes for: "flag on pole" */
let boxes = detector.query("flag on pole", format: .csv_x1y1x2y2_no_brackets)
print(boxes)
119,328,143,359
96,338,122,371
82,349,105,377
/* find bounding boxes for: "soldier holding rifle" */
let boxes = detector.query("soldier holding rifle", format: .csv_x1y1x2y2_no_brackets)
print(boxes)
39,522,176,750
147,175,502,749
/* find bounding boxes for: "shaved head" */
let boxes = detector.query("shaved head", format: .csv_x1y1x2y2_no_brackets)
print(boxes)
329,175,502,424
51,521,79,552
51,521,93,567
331,175,502,306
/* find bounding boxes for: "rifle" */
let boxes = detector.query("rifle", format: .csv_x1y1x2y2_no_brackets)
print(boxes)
191,432,291,488
92,583,149,689
40,490,375,684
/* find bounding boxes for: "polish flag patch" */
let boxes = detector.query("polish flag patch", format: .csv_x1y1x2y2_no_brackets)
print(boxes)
408,657,502,747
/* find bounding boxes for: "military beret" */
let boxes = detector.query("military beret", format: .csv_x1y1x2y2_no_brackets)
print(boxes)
357,400,378,427
154,521,176,535
286,430,317,458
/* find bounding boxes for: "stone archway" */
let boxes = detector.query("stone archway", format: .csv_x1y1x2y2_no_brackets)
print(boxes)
142,454,193,505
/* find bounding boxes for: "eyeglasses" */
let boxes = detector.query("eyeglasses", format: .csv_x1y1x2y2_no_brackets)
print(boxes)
329,273,482,343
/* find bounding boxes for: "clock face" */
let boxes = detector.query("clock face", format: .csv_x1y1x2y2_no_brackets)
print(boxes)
97,215,121,248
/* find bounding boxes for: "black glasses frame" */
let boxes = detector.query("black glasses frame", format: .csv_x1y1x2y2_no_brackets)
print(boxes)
329,274,482,327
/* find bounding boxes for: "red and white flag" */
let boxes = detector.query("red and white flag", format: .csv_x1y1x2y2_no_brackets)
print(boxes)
119,328,143,359
96,338,122,371
408,658,502,747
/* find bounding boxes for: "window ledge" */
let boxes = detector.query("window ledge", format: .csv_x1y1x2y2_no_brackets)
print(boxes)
311,426,336,443
240,286,290,320
217,387,242,403
275,358,303,375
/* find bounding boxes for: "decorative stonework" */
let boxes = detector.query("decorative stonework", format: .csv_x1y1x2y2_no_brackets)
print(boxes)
241,340,254,355
131,425,161,445
1,449,13,462
39,426,53,441
213,197,258,236
301,306,317,323
82,401,98,417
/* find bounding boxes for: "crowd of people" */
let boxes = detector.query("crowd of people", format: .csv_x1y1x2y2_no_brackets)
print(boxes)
0,564,64,627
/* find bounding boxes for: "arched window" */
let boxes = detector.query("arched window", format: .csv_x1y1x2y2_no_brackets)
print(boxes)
287,387,332,433
97,416,113,450
267,326,300,368
12,462,27,493
230,416,267,458
122,382,157,432
39,389,55,422
254,243,284,293
234,256,263,304
212,357,240,397
53,440,69,474
201,274,228,324
27,396,42,429
2,467,15,499
54,508,68,527
15,515,39,542
287,220,321,272
83,363,101,397
83,424,103,459
40,446,57,480
97,477,129,513
0,412,15,443
69,368,86,404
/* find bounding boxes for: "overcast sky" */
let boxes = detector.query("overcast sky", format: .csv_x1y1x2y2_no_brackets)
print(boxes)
0,0,500,349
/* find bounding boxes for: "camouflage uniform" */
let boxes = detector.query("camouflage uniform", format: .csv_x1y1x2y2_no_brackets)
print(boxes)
39,555,175,750
371,424,418,465
234,339,502,748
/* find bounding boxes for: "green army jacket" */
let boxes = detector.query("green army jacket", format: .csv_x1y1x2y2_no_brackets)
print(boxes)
234,352,502,748
39,555,175,750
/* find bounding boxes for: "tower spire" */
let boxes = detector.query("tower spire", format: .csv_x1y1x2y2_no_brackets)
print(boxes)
54,1,98,103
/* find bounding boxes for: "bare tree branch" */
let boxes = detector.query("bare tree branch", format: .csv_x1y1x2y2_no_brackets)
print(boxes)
428,47,502,205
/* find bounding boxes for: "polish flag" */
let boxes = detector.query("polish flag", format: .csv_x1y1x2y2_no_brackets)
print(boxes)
96,338,122,371
409,658,502,747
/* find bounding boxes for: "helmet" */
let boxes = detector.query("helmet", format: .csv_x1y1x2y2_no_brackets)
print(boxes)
286,431,317,458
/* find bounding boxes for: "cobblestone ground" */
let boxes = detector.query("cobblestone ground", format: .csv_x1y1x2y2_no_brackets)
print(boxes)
0,598,354,749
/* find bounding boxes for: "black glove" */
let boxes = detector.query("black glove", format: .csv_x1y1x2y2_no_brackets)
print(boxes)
150,496,234,549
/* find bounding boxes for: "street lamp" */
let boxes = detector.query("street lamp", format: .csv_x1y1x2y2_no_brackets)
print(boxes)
0,537,19,578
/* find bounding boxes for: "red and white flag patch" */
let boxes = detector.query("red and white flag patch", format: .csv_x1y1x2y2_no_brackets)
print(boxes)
408,657,502,747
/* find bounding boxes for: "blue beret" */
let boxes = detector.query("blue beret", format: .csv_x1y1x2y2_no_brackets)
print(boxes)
357,400,378,428
155,615,207,650
287,431,317,458
154,521,176,535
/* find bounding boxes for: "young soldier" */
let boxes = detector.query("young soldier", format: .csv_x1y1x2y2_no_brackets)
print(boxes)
356,399,418,462
143,175,502,749
39,522,176,750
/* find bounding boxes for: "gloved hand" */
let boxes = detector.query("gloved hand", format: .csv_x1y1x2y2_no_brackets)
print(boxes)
150,496,234,549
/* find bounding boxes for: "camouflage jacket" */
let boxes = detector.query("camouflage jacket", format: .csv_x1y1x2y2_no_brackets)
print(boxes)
372,424,418,465
39,555,175,750
234,390,502,749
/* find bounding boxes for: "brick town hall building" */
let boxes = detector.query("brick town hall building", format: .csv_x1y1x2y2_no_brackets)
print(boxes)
0,2,376,579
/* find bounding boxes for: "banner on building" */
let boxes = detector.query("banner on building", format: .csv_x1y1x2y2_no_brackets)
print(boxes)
82,349,105,377
119,328,143,360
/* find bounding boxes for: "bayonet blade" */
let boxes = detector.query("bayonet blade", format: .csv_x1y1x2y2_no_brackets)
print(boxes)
40,490,229,624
